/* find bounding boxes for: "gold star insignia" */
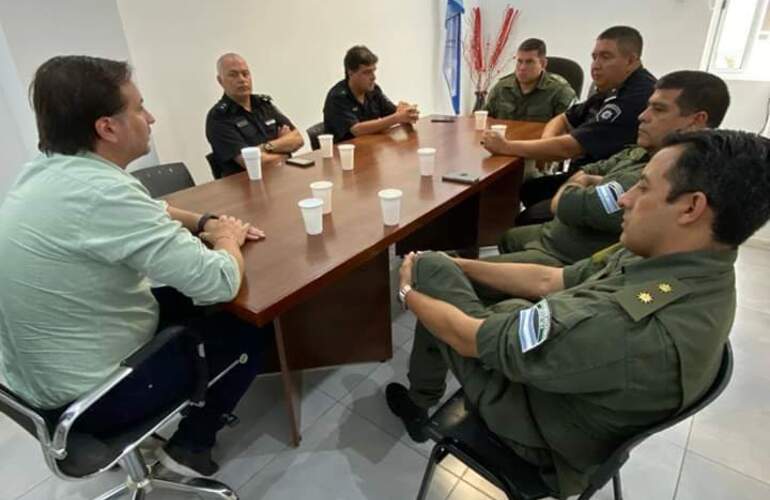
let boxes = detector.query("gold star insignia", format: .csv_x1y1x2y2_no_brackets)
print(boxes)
658,283,673,293
637,291,653,304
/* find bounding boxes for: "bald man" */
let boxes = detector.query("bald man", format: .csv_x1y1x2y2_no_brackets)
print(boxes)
206,53,303,177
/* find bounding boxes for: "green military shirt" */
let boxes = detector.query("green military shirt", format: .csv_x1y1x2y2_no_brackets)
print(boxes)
474,245,736,495
484,70,576,122
498,146,649,265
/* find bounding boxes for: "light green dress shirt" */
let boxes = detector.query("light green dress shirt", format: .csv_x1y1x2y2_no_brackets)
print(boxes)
0,152,240,408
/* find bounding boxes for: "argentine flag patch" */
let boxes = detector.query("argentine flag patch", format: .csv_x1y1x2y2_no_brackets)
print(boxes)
596,181,624,214
517,300,552,354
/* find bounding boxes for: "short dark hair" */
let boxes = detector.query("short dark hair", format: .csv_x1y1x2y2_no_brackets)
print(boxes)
656,71,730,128
663,130,770,246
598,26,643,58
31,55,131,155
517,38,546,58
344,45,378,78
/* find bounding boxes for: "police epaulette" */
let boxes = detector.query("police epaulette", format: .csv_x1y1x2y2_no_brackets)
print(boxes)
614,278,691,322
255,94,272,103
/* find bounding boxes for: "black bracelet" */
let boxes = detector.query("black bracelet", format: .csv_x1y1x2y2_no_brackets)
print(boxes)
196,212,219,235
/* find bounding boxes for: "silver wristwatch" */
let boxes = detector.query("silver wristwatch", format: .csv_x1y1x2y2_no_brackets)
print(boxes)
397,284,413,309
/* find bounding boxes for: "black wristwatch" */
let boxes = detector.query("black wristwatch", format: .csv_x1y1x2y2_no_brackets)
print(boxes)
196,212,219,235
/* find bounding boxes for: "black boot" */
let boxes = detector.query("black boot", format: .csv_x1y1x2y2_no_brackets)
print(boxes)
386,383,429,443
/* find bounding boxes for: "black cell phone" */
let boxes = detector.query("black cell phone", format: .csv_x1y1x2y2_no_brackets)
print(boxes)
286,157,315,167
431,115,457,123
442,171,479,185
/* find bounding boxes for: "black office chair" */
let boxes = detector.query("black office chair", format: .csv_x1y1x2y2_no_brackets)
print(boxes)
0,325,248,499
131,162,195,198
547,56,584,98
416,343,734,500
306,122,326,151
206,153,224,180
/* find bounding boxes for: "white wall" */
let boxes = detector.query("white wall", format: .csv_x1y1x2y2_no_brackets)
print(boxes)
0,84,26,200
116,0,451,184
479,0,713,99
0,0,159,200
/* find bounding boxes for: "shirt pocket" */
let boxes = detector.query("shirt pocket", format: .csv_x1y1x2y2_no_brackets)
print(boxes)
235,120,261,143
262,118,279,140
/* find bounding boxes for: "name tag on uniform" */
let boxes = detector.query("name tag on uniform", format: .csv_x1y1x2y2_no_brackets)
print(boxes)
264,118,276,126
517,300,551,354
236,119,249,128
596,181,625,213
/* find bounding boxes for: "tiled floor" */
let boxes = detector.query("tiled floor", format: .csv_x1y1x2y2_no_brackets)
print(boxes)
1,244,769,500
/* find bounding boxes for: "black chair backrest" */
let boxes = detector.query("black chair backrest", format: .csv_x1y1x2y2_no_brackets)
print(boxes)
0,383,49,439
307,121,326,151
547,56,584,98
131,162,195,198
206,153,224,180
579,343,734,498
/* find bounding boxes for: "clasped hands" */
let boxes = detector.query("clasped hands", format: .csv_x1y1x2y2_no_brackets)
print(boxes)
396,101,420,125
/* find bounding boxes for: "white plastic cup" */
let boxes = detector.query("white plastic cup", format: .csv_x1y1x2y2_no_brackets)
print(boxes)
491,124,507,137
474,110,488,130
338,144,355,171
241,147,262,180
298,198,324,235
310,180,333,214
417,147,436,176
318,134,334,158
378,188,403,226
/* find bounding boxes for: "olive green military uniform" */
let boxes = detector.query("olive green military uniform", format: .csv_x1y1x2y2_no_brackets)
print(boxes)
407,246,736,497
484,70,576,122
489,146,649,267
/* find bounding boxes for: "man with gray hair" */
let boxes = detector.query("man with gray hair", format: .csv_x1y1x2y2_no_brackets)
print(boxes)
206,53,303,177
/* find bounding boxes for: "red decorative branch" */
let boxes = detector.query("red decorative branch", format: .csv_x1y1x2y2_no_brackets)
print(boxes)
463,5,520,94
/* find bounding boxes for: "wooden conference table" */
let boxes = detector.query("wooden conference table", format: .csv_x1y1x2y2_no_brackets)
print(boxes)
165,116,544,445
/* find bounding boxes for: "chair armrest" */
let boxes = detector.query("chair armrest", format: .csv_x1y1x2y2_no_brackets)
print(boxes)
121,325,191,368
51,325,204,459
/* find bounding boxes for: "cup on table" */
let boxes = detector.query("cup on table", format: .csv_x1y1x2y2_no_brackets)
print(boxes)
318,134,334,158
417,147,436,176
337,144,356,171
241,147,262,180
490,124,507,137
474,110,488,130
298,198,324,235
310,180,333,214
378,188,403,226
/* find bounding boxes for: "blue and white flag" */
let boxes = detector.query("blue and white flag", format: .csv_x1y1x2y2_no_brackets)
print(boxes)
443,0,465,115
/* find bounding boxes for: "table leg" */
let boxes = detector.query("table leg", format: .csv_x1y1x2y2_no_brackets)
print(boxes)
273,317,302,447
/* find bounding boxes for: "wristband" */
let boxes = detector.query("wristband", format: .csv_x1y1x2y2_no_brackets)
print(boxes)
196,212,219,235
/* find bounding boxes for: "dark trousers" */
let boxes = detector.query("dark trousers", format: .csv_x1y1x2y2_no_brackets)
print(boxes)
73,287,269,452
516,173,571,226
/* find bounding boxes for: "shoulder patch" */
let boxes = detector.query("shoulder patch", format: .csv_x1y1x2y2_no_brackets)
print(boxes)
627,147,649,161
597,103,622,123
591,242,624,266
596,181,625,214
546,72,569,86
214,100,231,114
517,300,552,353
614,278,692,322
